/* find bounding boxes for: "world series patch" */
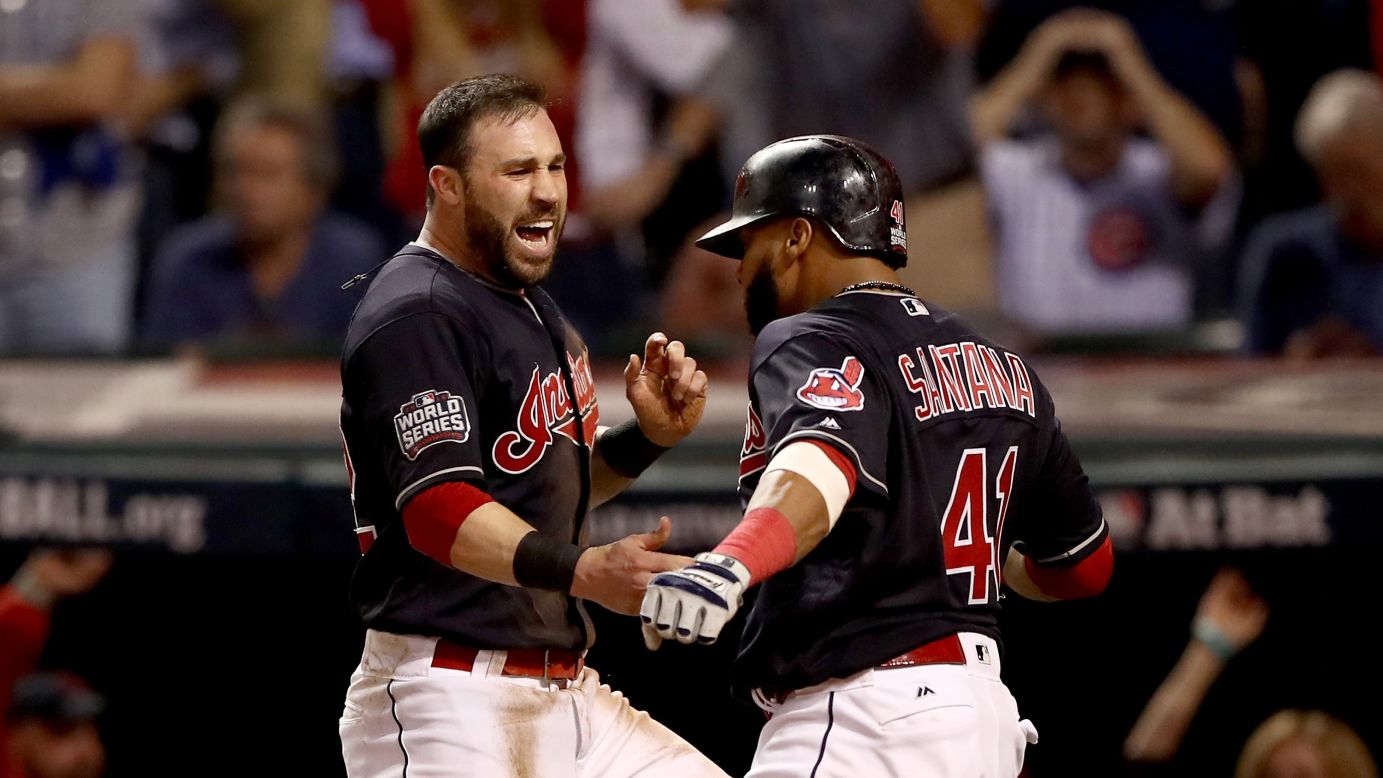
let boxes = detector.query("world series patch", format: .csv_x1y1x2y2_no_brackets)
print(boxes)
395,390,470,461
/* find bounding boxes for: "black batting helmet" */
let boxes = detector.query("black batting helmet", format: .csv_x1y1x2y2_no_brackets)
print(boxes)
695,135,908,267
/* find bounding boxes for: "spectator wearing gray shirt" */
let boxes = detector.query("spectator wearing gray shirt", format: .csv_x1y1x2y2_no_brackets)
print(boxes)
706,0,983,195
0,0,144,355
971,8,1236,333
1239,70,1383,358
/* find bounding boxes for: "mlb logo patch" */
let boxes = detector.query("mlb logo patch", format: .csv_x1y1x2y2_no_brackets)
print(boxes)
796,356,866,412
900,297,929,317
394,390,470,461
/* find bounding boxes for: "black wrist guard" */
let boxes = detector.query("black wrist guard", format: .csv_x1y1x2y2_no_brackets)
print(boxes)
598,419,670,478
512,531,584,593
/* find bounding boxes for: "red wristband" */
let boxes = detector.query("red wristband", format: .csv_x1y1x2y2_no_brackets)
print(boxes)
1023,536,1113,600
402,482,494,567
714,506,798,585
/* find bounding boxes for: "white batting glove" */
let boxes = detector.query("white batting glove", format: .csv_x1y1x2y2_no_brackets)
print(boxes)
640,553,751,650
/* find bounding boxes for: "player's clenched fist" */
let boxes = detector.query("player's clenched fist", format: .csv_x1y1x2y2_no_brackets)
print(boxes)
571,517,692,616
640,553,751,650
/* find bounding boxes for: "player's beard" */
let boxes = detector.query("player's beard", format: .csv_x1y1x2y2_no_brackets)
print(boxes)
463,194,562,288
743,262,780,336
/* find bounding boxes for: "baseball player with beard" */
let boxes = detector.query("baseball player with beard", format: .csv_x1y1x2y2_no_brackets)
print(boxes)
641,135,1115,777
338,75,727,778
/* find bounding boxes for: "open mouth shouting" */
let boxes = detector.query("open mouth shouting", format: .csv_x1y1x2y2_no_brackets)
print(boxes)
514,219,557,256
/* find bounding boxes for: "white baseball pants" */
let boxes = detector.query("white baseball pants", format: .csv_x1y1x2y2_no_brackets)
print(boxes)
341,629,728,778
747,633,1038,778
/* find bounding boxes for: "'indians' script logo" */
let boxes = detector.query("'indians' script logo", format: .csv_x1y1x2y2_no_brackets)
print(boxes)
738,403,767,481
394,390,470,461
796,356,866,412
492,351,600,474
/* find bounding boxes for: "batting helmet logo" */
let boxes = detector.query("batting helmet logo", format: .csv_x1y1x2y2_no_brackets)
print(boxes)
694,135,909,268
796,357,866,412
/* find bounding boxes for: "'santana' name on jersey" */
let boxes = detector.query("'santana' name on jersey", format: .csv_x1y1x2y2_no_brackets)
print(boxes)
396,396,467,450
896,341,1036,422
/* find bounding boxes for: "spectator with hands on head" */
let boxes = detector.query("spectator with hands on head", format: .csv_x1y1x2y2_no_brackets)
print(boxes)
972,7,1235,333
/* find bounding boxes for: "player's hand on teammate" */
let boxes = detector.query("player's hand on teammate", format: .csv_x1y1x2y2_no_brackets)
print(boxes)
640,553,751,650
571,517,693,616
625,332,709,447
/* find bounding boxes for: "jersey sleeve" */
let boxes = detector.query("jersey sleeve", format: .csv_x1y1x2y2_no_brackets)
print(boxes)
1016,412,1108,566
750,332,890,498
348,312,489,509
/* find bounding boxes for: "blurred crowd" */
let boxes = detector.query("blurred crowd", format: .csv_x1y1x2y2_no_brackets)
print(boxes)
2,550,111,778
4,4,1383,775
1123,567,1378,778
1,0,1381,359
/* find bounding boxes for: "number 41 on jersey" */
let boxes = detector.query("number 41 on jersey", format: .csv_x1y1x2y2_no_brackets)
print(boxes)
941,447,1018,605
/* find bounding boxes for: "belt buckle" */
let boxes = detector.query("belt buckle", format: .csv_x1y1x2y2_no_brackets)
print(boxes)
542,649,569,689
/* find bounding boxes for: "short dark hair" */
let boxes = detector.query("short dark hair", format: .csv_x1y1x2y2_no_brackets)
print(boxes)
1052,51,1118,85
418,74,548,207
215,96,339,191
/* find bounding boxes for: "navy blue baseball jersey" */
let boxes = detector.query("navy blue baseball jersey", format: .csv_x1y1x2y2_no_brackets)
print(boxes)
340,245,600,650
733,289,1106,695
